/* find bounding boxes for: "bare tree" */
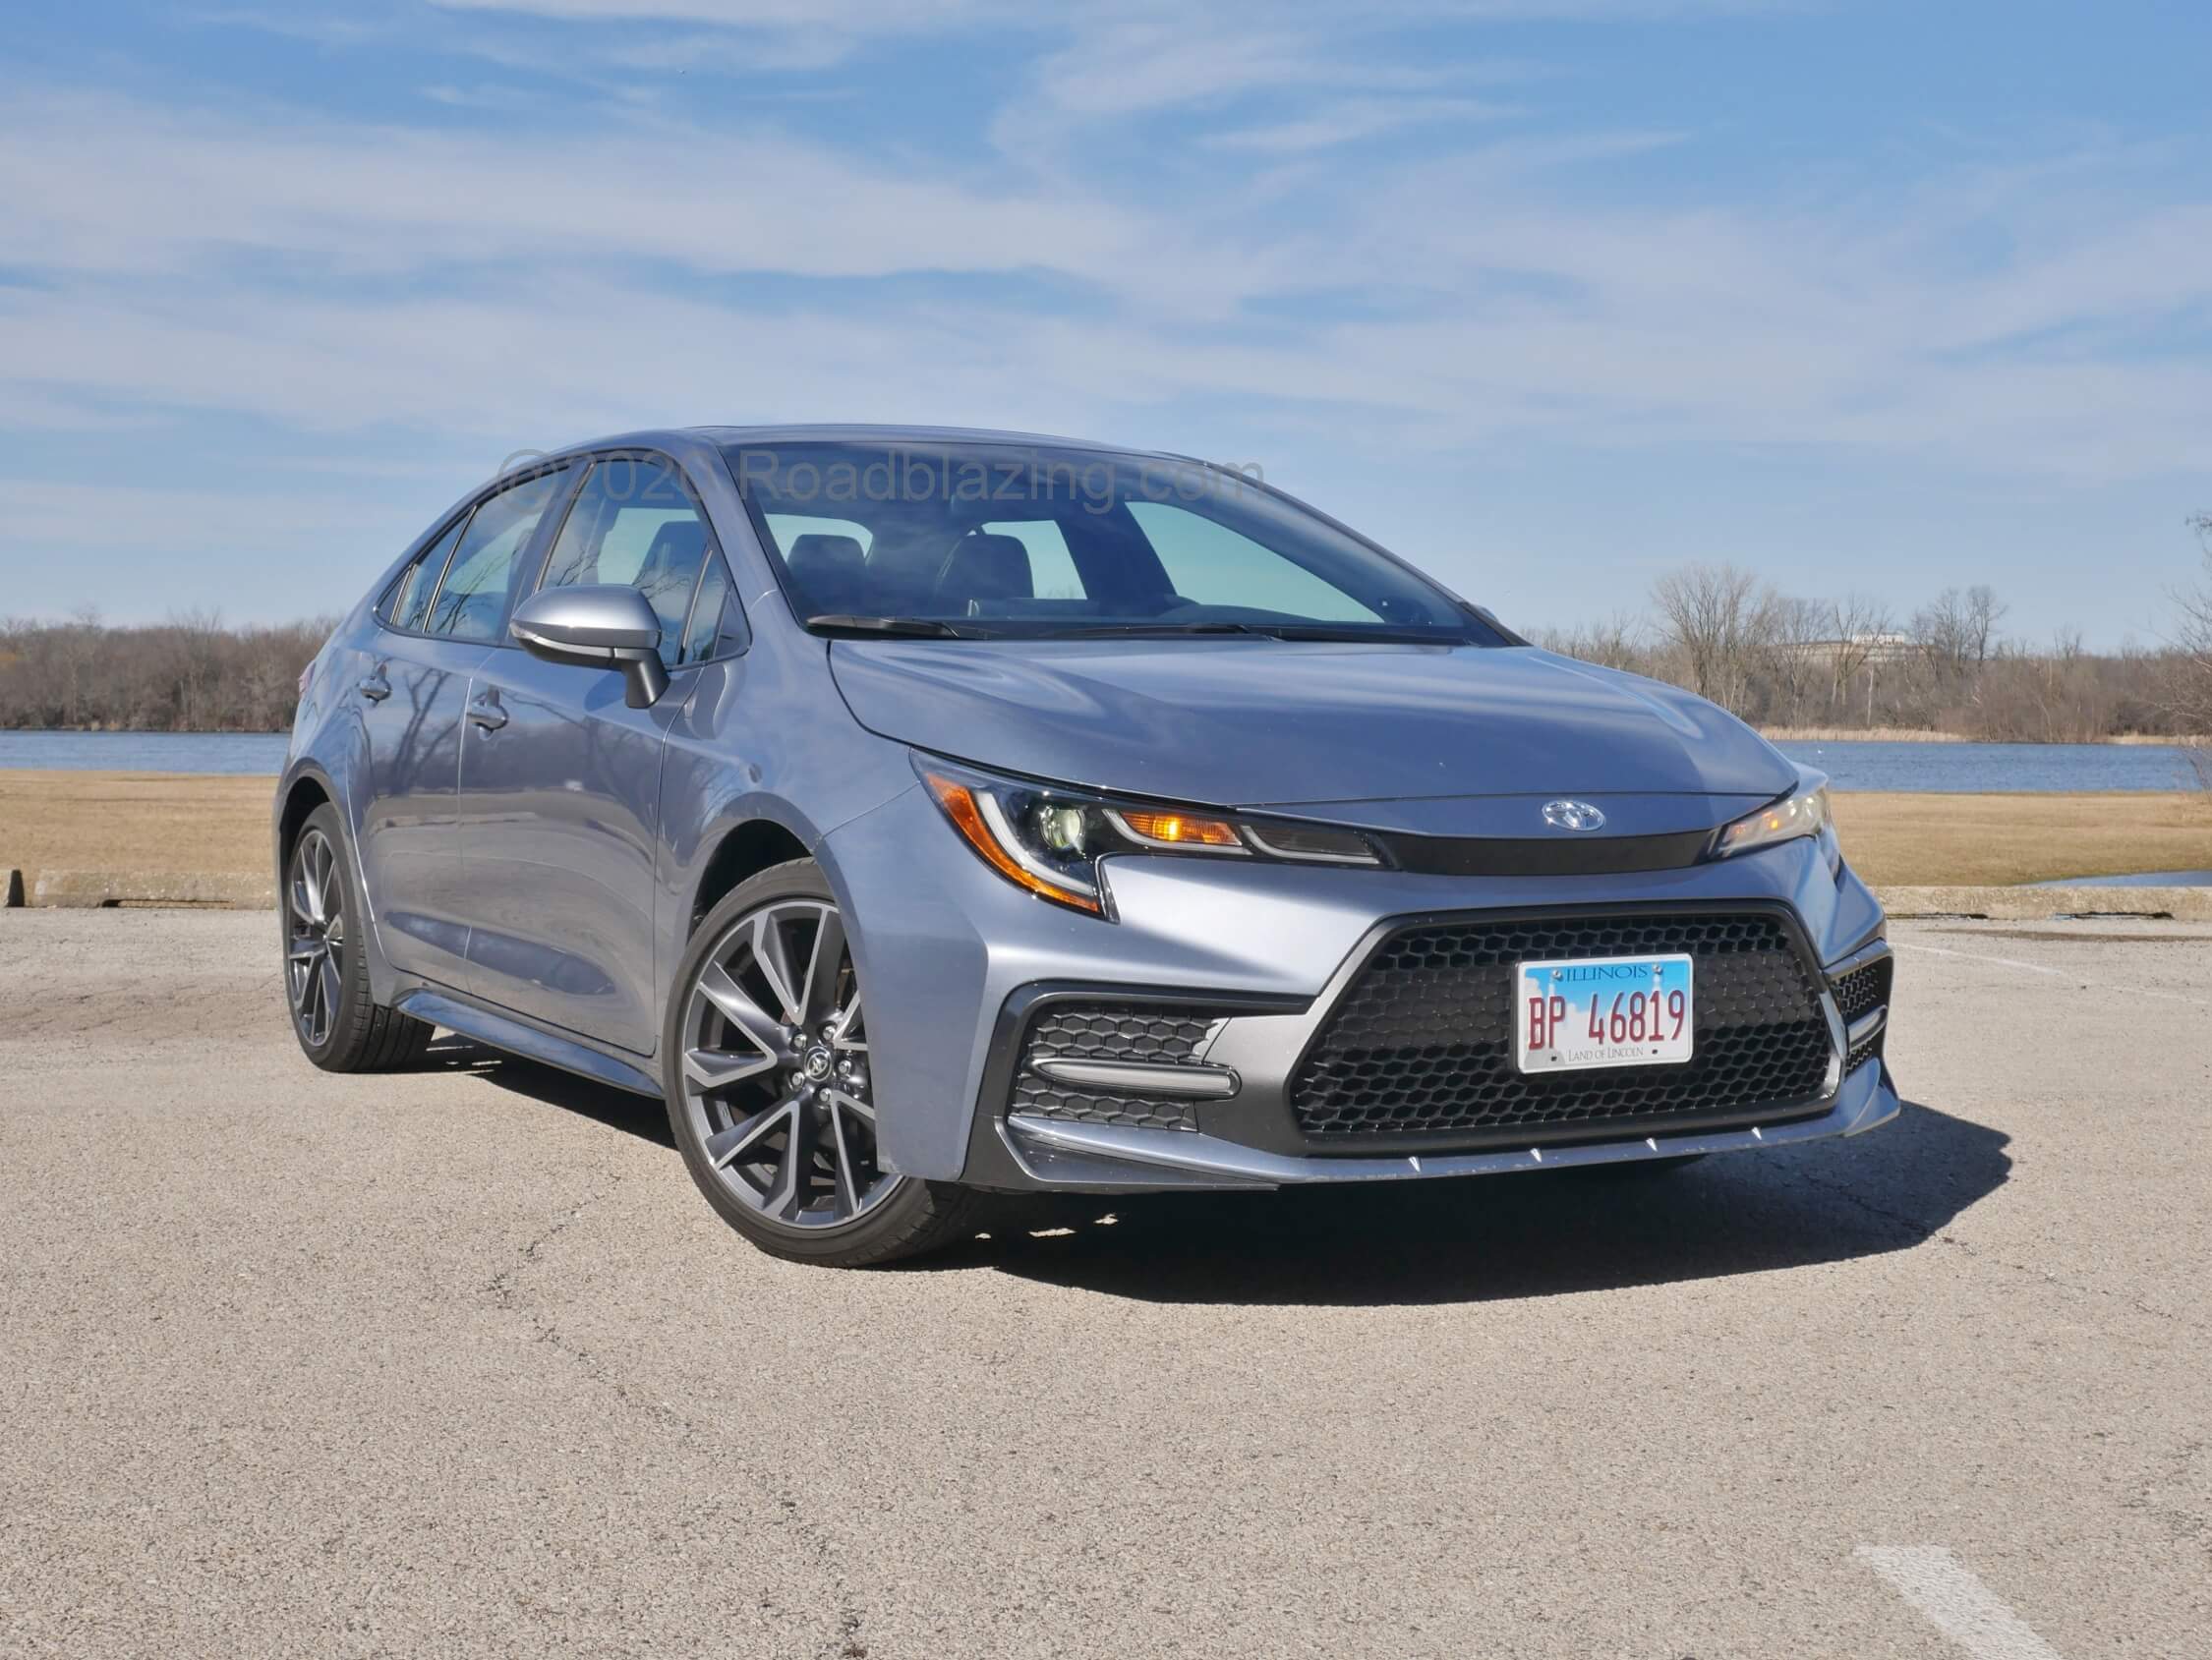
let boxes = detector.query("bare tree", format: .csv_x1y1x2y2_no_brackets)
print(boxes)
1963,584,2008,667
1536,612,1647,674
2173,514,2212,737
1650,563,1777,714
1761,597,1831,727
1826,593,1894,720
1912,588,1978,679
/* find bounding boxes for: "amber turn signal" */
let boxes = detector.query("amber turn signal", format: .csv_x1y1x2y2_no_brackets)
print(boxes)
1114,809,1242,848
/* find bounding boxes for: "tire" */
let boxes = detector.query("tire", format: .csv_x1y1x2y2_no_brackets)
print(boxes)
282,803,435,1072
663,858,988,1267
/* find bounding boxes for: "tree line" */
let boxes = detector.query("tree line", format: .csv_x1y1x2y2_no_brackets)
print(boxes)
1538,543,2212,745
0,610,337,734
3,525,2210,741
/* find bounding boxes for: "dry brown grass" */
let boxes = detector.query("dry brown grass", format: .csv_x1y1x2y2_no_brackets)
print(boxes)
1831,791,2212,887
0,771,276,882
1,772,2207,891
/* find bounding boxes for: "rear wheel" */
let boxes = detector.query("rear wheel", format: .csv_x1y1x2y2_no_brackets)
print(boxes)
283,803,433,1071
665,859,987,1266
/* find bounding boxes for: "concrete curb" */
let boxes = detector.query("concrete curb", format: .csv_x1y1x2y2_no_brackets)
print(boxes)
1875,884,2212,921
28,870,276,909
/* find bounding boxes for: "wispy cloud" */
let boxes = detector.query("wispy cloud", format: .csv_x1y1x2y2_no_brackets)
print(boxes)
3,0,2207,631
1203,96,1518,154
4,72,2210,483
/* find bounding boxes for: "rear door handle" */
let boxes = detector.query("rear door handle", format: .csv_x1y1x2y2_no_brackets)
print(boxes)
467,692,508,731
357,668,391,703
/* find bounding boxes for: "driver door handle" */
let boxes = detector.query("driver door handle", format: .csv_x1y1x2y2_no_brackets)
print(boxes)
467,691,508,731
357,667,391,703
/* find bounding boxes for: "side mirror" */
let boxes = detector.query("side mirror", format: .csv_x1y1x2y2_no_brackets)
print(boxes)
510,585,669,709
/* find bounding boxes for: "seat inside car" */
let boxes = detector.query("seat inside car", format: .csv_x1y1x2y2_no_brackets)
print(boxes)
933,533,1033,611
633,519,706,609
787,533,869,614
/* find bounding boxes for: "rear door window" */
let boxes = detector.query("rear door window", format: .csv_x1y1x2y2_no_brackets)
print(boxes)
429,470,566,642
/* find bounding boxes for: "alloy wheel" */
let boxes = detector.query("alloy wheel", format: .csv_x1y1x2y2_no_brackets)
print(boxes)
677,898,895,1229
286,828,345,1048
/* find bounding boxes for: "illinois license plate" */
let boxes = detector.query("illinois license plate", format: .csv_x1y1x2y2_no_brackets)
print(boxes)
1516,954,1694,1073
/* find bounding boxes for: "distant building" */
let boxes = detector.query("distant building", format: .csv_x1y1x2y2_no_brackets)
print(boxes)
1785,632,1916,669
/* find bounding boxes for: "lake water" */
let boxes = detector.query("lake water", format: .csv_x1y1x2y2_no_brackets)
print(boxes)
0,729,2202,792
0,731,293,774
1773,740,2203,793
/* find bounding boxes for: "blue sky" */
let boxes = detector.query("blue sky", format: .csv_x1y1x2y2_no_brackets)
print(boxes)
1,0,2208,646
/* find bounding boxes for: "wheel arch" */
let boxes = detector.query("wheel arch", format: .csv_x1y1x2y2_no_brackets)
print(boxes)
686,815,813,940
275,769,336,872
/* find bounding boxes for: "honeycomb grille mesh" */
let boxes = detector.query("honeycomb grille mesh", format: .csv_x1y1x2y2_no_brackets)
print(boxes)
1845,1028,1885,1076
1291,911,1834,1140
1833,952,1892,1077
1831,954,1893,1025
1011,1004,1218,1132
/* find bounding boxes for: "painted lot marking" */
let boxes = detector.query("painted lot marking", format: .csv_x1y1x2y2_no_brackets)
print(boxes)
1856,1546,2066,1660
1893,939,2210,1008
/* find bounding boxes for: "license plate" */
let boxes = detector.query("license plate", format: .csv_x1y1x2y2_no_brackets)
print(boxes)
1515,954,1694,1073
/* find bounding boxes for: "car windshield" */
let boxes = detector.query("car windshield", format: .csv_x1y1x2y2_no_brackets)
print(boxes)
723,440,1493,642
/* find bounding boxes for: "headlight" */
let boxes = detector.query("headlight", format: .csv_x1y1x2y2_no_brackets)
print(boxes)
917,756,1381,916
1715,778,1834,859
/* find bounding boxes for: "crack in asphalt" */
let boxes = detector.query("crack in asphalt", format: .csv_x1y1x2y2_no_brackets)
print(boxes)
1783,1164,2202,1335
2120,1437,2209,1553
479,1175,876,1660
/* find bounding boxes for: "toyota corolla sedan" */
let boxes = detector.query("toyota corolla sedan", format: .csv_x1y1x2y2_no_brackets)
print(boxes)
276,426,1898,1265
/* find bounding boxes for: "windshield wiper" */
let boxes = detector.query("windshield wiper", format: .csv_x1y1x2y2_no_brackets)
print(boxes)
1057,621,1464,644
805,614,993,639
1055,621,1280,639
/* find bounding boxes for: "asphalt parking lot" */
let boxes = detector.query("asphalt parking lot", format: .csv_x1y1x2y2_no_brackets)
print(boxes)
2,910,2206,1659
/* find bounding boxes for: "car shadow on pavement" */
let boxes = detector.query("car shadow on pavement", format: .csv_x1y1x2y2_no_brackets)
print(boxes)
962,1101,2010,1307
418,1043,2007,1308
423,1038,677,1149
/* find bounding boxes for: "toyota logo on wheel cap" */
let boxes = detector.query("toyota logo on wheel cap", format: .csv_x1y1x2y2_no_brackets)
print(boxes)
1542,799,1606,831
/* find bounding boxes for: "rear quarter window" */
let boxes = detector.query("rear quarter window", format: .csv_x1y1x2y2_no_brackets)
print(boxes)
378,516,466,633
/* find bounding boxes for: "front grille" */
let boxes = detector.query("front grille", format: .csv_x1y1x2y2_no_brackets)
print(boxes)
1291,910,1834,1142
1010,1003,1220,1132
1831,953,1892,1025
1832,951,1892,1077
1845,1028,1885,1076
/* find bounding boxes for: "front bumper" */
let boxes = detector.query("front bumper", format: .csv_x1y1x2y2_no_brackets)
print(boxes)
1002,1057,1897,1191
819,783,1898,1189
967,925,1897,1192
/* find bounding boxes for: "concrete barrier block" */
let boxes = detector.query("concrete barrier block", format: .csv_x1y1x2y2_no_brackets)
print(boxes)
29,870,276,910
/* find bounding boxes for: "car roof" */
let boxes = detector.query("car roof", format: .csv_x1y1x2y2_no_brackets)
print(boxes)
545,424,1188,465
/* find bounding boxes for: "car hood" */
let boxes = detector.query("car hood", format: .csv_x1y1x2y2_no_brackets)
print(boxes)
829,640,1798,829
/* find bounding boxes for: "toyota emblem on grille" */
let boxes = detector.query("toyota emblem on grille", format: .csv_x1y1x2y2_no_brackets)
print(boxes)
1542,799,1606,831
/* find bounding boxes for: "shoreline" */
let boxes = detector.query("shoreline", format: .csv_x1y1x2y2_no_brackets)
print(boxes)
5,725,2201,749
1759,726,2190,745
1,770,2205,893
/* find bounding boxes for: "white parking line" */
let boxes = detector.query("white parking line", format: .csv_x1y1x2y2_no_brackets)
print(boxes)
1892,940,2210,1008
1856,1546,2066,1660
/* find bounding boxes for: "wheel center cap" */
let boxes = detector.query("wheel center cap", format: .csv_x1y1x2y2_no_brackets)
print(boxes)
801,1047,834,1082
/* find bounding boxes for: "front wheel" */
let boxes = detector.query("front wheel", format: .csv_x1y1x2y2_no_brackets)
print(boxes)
664,859,986,1266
